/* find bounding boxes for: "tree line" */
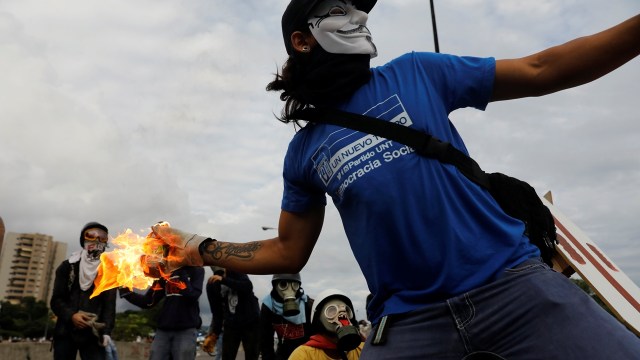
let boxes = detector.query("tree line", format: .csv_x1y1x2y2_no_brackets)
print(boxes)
0,279,612,342
0,297,164,342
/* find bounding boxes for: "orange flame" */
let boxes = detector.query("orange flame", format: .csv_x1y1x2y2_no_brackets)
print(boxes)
90,229,185,298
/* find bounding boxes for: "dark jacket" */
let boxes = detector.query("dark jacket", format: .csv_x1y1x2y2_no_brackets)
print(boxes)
207,270,260,335
259,295,314,360
121,266,204,330
50,259,117,343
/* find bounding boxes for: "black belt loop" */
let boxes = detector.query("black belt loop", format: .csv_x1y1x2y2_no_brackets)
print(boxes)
371,315,391,346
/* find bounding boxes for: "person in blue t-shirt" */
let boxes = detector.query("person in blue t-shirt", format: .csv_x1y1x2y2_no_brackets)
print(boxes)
144,0,640,358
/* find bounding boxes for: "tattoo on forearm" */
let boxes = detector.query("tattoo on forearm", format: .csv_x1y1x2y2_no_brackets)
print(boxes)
203,241,262,262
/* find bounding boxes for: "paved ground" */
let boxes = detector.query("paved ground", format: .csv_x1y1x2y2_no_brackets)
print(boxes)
0,341,250,359
196,345,247,359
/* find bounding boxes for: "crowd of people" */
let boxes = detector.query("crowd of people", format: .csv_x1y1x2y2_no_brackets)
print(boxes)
50,221,370,360
49,0,640,359
140,0,639,357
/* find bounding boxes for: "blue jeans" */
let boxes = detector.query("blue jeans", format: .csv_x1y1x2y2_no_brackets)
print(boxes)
150,328,198,360
361,259,640,359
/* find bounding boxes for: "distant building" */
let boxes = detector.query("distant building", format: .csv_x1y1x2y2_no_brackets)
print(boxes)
0,232,67,304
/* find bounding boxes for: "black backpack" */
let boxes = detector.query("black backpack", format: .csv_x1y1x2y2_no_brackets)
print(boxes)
294,107,558,266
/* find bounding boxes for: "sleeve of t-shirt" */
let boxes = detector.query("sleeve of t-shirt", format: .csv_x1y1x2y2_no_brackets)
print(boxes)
410,52,496,112
281,132,327,213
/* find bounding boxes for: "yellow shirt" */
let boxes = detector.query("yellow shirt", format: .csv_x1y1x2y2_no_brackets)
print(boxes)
288,342,364,360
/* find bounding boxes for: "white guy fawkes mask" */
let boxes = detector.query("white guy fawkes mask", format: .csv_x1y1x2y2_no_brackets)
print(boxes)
308,0,377,58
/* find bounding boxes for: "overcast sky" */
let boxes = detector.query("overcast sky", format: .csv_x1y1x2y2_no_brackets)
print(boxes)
1,0,639,323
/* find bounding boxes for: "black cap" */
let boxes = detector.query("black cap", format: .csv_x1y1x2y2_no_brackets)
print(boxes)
80,221,108,247
272,273,302,285
281,0,377,55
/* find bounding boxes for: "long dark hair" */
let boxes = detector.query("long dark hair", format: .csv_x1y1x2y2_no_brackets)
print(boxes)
266,54,312,125
267,46,372,125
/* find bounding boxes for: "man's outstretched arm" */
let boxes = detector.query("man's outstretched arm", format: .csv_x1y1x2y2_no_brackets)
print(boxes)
199,207,325,274
149,206,325,275
492,14,640,101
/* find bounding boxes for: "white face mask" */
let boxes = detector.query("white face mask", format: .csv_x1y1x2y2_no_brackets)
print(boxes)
308,0,377,58
84,241,106,261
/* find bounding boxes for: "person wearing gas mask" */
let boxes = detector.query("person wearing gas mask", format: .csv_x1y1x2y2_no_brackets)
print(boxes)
50,222,117,360
141,0,640,358
289,289,364,360
259,273,314,360
205,267,261,360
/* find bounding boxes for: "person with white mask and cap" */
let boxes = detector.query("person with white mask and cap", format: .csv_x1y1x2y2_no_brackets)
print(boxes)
259,273,314,360
50,221,117,360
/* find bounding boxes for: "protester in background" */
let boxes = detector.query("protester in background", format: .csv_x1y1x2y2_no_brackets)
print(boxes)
357,320,371,340
203,267,225,360
120,266,204,360
206,267,261,360
50,222,116,360
260,273,314,360
358,294,372,339
144,0,640,358
289,289,364,360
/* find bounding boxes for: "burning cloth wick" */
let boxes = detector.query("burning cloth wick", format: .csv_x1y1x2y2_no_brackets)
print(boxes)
90,228,185,298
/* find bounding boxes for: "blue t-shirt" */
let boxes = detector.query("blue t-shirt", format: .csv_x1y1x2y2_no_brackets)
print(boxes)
281,52,540,323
